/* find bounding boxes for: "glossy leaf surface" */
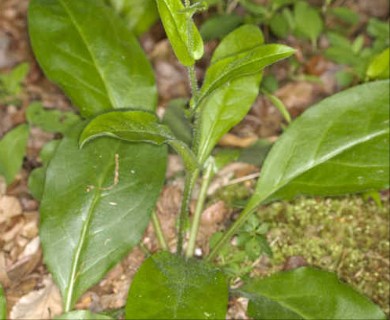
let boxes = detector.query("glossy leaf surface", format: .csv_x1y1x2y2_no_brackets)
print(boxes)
196,41,294,108
239,267,386,319
40,123,167,310
28,0,156,118
195,25,264,164
0,124,29,185
156,0,204,66
56,310,113,320
0,284,5,320
246,80,389,211
125,251,228,319
80,110,198,171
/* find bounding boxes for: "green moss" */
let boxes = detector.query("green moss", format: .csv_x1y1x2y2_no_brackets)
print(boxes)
257,196,389,315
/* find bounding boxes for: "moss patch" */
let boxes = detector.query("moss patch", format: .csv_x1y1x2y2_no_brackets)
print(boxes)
257,196,389,315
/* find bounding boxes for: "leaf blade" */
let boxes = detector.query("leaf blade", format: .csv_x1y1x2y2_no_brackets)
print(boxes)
246,80,390,210
156,0,204,66
197,43,294,108
40,123,167,309
0,284,6,320
0,124,29,185
28,0,156,117
125,251,228,319
239,267,386,319
79,110,198,172
195,25,265,164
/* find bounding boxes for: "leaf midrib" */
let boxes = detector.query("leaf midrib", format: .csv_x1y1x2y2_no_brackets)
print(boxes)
64,144,120,311
254,127,389,206
58,0,116,108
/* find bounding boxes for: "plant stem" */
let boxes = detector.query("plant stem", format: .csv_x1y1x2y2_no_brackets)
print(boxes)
176,168,200,255
188,65,200,105
206,206,256,262
183,0,200,106
151,210,168,251
186,161,214,257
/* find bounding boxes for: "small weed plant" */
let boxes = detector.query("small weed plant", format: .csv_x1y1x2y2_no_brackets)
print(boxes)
0,0,389,319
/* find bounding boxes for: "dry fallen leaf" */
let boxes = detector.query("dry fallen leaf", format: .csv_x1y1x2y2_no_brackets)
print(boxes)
0,196,22,224
219,133,258,148
10,276,62,320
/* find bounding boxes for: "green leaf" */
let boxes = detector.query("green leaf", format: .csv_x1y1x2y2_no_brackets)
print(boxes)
0,284,6,320
40,122,167,310
195,25,270,164
26,102,80,134
269,9,293,38
79,110,198,172
293,1,323,44
162,98,193,146
107,0,158,35
156,0,204,66
196,39,294,109
239,267,386,319
200,14,243,41
28,140,60,200
56,310,113,320
0,62,29,96
0,124,29,185
28,0,156,118
245,80,389,211
125,251,228,319
366,48,390,80
328,7,359,25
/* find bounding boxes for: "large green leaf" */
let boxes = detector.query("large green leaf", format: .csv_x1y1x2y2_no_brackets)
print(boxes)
28,0,156,118
40,123,167,310
0,124,29,185
156,0,204,66
56,310,113,320
239,267,386,319
0,284,5,320
125,251,228,319
195,25,264,164
194,40,294,109
246,80,389,211
79,110,198,172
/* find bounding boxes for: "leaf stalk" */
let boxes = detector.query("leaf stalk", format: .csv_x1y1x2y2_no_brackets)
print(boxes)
186,159,215,257
151,211,169,251
176,168,200,255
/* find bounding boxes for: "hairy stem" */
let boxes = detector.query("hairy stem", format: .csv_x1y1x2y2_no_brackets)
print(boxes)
207,206,256,262
188,65,199,105
183,0,200,106
176,168,200,255
186,161,214,257
151,210,168,251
